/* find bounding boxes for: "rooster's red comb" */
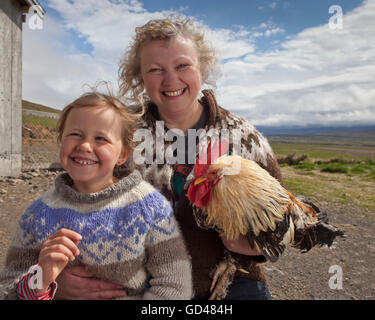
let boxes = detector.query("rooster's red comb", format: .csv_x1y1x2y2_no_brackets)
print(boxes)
194,139,229,177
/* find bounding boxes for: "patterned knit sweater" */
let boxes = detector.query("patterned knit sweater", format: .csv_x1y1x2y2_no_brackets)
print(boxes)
0,171,193,300
121,89,283,297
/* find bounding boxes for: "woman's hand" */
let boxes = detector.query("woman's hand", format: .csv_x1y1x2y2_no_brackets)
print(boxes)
220,234,263,256
36,228,81,296
54,265,127,300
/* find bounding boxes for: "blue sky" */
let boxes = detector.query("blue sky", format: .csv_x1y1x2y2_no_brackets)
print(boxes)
35,0,364,54
23,0,375,128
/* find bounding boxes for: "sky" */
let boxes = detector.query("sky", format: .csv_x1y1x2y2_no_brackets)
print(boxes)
22,0,375,128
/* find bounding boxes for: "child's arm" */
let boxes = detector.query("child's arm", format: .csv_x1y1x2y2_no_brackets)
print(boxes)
142,207,193,300
0,226,81,300
34,228,81,296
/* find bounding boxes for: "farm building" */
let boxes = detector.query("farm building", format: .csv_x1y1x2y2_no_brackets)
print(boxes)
0,0,45,176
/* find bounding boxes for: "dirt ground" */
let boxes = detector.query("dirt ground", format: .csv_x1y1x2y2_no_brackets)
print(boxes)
0,142,374,300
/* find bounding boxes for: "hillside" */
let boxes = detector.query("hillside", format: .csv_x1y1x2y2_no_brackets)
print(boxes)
22,100,61,114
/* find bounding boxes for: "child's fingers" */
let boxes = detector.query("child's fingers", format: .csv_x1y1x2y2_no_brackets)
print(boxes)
43,235,80,257
39,251,70,264
40,244,77,262
48,228,82,243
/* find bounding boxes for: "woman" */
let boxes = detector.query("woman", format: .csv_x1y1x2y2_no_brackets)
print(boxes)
55,17,282,300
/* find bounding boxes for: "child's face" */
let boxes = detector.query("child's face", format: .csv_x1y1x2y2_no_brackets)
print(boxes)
59,106,128,194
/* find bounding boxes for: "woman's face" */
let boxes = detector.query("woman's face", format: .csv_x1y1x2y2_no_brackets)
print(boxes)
140,36,202,117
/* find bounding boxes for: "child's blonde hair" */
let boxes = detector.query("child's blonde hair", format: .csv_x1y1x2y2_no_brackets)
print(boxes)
118,16,219,105
57,92,142,154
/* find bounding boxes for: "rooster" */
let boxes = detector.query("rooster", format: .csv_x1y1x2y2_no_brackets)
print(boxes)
187,139,344,300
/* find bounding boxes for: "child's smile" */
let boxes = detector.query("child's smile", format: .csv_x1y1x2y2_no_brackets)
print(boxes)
70,155,99,166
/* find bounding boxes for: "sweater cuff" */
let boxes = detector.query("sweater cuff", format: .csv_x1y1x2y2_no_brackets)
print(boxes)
17,270,57,300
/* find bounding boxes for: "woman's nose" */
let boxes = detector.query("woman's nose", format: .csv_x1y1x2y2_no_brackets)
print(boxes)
163,69,179,85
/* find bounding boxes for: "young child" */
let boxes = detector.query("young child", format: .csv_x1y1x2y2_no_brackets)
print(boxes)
0,92,193,300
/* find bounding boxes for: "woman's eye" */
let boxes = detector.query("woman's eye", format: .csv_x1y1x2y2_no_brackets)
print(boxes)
148,67,162,73
95,136,107,142
177,63,189,70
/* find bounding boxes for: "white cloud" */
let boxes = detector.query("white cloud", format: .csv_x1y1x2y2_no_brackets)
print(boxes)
269,2,278,9
217,0,375,127
23,14,110,109
264,27,284,37
22,0,375,128
250,21,285,40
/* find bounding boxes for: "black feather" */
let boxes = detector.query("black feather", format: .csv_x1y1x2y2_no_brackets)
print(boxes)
249,213,292,262
293,201,344,252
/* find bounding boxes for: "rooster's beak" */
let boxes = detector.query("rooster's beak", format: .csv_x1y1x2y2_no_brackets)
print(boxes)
194,177,207,185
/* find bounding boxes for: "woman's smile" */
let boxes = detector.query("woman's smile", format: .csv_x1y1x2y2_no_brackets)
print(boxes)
162,88,186,97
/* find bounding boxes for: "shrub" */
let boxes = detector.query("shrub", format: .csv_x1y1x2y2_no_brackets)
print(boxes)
295,162,316,171
320,163,348,174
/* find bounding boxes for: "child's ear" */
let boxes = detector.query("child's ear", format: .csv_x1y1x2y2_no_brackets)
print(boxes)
116,149,129,166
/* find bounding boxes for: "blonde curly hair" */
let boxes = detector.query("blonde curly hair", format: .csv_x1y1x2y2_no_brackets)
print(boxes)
118,16,219,105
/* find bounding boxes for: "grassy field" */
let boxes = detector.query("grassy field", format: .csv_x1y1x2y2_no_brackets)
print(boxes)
22,114,58,129
22,100,60,131
270,140,375,161
269,132,375,214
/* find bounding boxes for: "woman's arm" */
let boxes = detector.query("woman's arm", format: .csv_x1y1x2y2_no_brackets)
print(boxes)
54,265,126,300
220,234,263,256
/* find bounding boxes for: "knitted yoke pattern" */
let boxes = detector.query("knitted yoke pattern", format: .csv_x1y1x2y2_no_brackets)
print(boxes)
124,90,282,296
0,171,192,300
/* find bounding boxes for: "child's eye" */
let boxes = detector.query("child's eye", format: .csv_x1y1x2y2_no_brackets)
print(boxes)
70,133,81,137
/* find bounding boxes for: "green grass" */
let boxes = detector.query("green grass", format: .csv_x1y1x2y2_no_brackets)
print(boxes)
282,175,321,198
282,165,375,212
270,141,374,162
294,162,316,171
288,159,375,182
22,115,58,129
320,163,349,174
271,135,375,212
270,137,375,182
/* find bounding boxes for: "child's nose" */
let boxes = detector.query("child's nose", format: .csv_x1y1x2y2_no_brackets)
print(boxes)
76,140,93,152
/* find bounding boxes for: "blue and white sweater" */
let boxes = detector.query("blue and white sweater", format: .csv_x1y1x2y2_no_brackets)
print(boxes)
0,170,193,300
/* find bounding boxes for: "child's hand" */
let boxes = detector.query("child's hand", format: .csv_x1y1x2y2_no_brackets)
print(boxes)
36,228,82,296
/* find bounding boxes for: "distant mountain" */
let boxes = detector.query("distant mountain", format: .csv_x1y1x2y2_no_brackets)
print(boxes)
20,100,375,138
258,125,375,136
22,100,61,114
